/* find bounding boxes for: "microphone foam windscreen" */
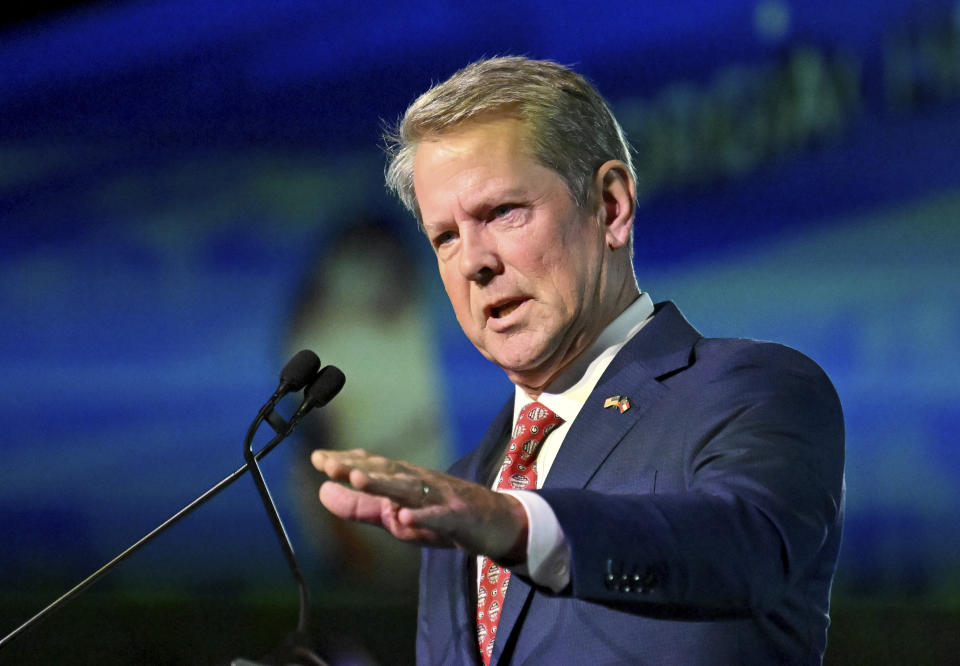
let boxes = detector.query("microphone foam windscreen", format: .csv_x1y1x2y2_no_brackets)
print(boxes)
280,349,321,391
305,365,346,409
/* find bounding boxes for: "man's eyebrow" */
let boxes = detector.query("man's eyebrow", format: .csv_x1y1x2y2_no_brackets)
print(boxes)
421,219,452,237
481,186,529,201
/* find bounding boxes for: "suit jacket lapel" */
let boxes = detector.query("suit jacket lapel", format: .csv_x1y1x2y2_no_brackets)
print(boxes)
491,302,701,664
548,301,701,490
543,364,665,489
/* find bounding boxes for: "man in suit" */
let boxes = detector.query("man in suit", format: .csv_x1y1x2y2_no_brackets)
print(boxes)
311,57,844,665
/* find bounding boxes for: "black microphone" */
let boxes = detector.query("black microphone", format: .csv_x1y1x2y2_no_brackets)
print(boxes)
279,350,322,394
247,365,346,463
262,350,321,418
288,365,346,431
260,350,321,435
235,367,345,666
264,363,345,437
241,365,345,662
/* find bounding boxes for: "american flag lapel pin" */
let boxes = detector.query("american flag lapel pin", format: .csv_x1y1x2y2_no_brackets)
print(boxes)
603,395,622,409
604,395,632,413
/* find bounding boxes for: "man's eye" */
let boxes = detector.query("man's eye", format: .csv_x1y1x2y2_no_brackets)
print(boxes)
434,231,457,247
492,204,515,218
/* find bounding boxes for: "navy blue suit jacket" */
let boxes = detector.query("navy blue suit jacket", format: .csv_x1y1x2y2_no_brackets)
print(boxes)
416,302,845,665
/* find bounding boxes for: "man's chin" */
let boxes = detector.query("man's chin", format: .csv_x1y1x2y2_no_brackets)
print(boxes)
495,354,561,393
485,343,543,373
475,333,568,388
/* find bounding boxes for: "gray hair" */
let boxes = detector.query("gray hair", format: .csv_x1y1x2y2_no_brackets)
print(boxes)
383,56,635,222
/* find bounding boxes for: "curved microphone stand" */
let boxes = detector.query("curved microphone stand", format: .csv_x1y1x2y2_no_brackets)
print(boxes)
0,352,342,665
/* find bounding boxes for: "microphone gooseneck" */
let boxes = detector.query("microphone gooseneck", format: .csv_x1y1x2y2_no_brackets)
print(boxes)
242,364,345,638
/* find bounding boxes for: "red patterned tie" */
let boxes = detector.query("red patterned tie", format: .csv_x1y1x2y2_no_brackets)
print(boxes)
476,402,563,664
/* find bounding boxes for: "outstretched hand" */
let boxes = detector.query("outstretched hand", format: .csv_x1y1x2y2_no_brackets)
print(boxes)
310,448,528,564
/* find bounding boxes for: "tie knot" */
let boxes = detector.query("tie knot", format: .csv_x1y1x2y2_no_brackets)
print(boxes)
495,402,564,492
513,401,563,443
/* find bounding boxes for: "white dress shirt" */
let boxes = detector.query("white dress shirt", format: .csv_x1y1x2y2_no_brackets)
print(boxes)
482,292,655,593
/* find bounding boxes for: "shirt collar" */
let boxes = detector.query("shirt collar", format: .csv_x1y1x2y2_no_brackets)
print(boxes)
513,292,655,425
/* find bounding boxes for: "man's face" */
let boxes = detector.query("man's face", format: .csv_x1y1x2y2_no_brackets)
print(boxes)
413,117,613,391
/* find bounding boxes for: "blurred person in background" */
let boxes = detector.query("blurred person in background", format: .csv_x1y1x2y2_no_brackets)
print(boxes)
286,218,449,595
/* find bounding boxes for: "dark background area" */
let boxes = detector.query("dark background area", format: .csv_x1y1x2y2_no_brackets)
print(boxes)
1,1,958,663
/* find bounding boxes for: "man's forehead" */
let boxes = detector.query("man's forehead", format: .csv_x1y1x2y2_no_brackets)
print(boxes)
414,122,537,206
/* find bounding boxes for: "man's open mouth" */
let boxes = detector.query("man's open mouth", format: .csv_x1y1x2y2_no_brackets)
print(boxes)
489,299,525,319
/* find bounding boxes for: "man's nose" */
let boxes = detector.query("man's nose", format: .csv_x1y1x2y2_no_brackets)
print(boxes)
458,224,502,285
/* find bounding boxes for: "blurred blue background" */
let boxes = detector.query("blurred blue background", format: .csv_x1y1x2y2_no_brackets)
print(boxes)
1,1,958,663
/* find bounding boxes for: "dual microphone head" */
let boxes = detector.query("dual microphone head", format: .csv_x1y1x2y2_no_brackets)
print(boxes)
271,350,346,433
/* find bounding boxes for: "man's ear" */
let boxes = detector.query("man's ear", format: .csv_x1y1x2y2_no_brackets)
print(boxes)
595,160,636,250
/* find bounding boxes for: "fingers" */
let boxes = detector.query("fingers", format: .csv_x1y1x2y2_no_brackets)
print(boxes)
310,448,528,559
318,480,388,524
312,448,432,509
311,448,382,480
360,470,430,508
311,448,402,481
319,481,447,545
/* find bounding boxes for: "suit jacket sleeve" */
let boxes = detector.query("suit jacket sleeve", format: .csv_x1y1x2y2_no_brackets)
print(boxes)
538,338,845,617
